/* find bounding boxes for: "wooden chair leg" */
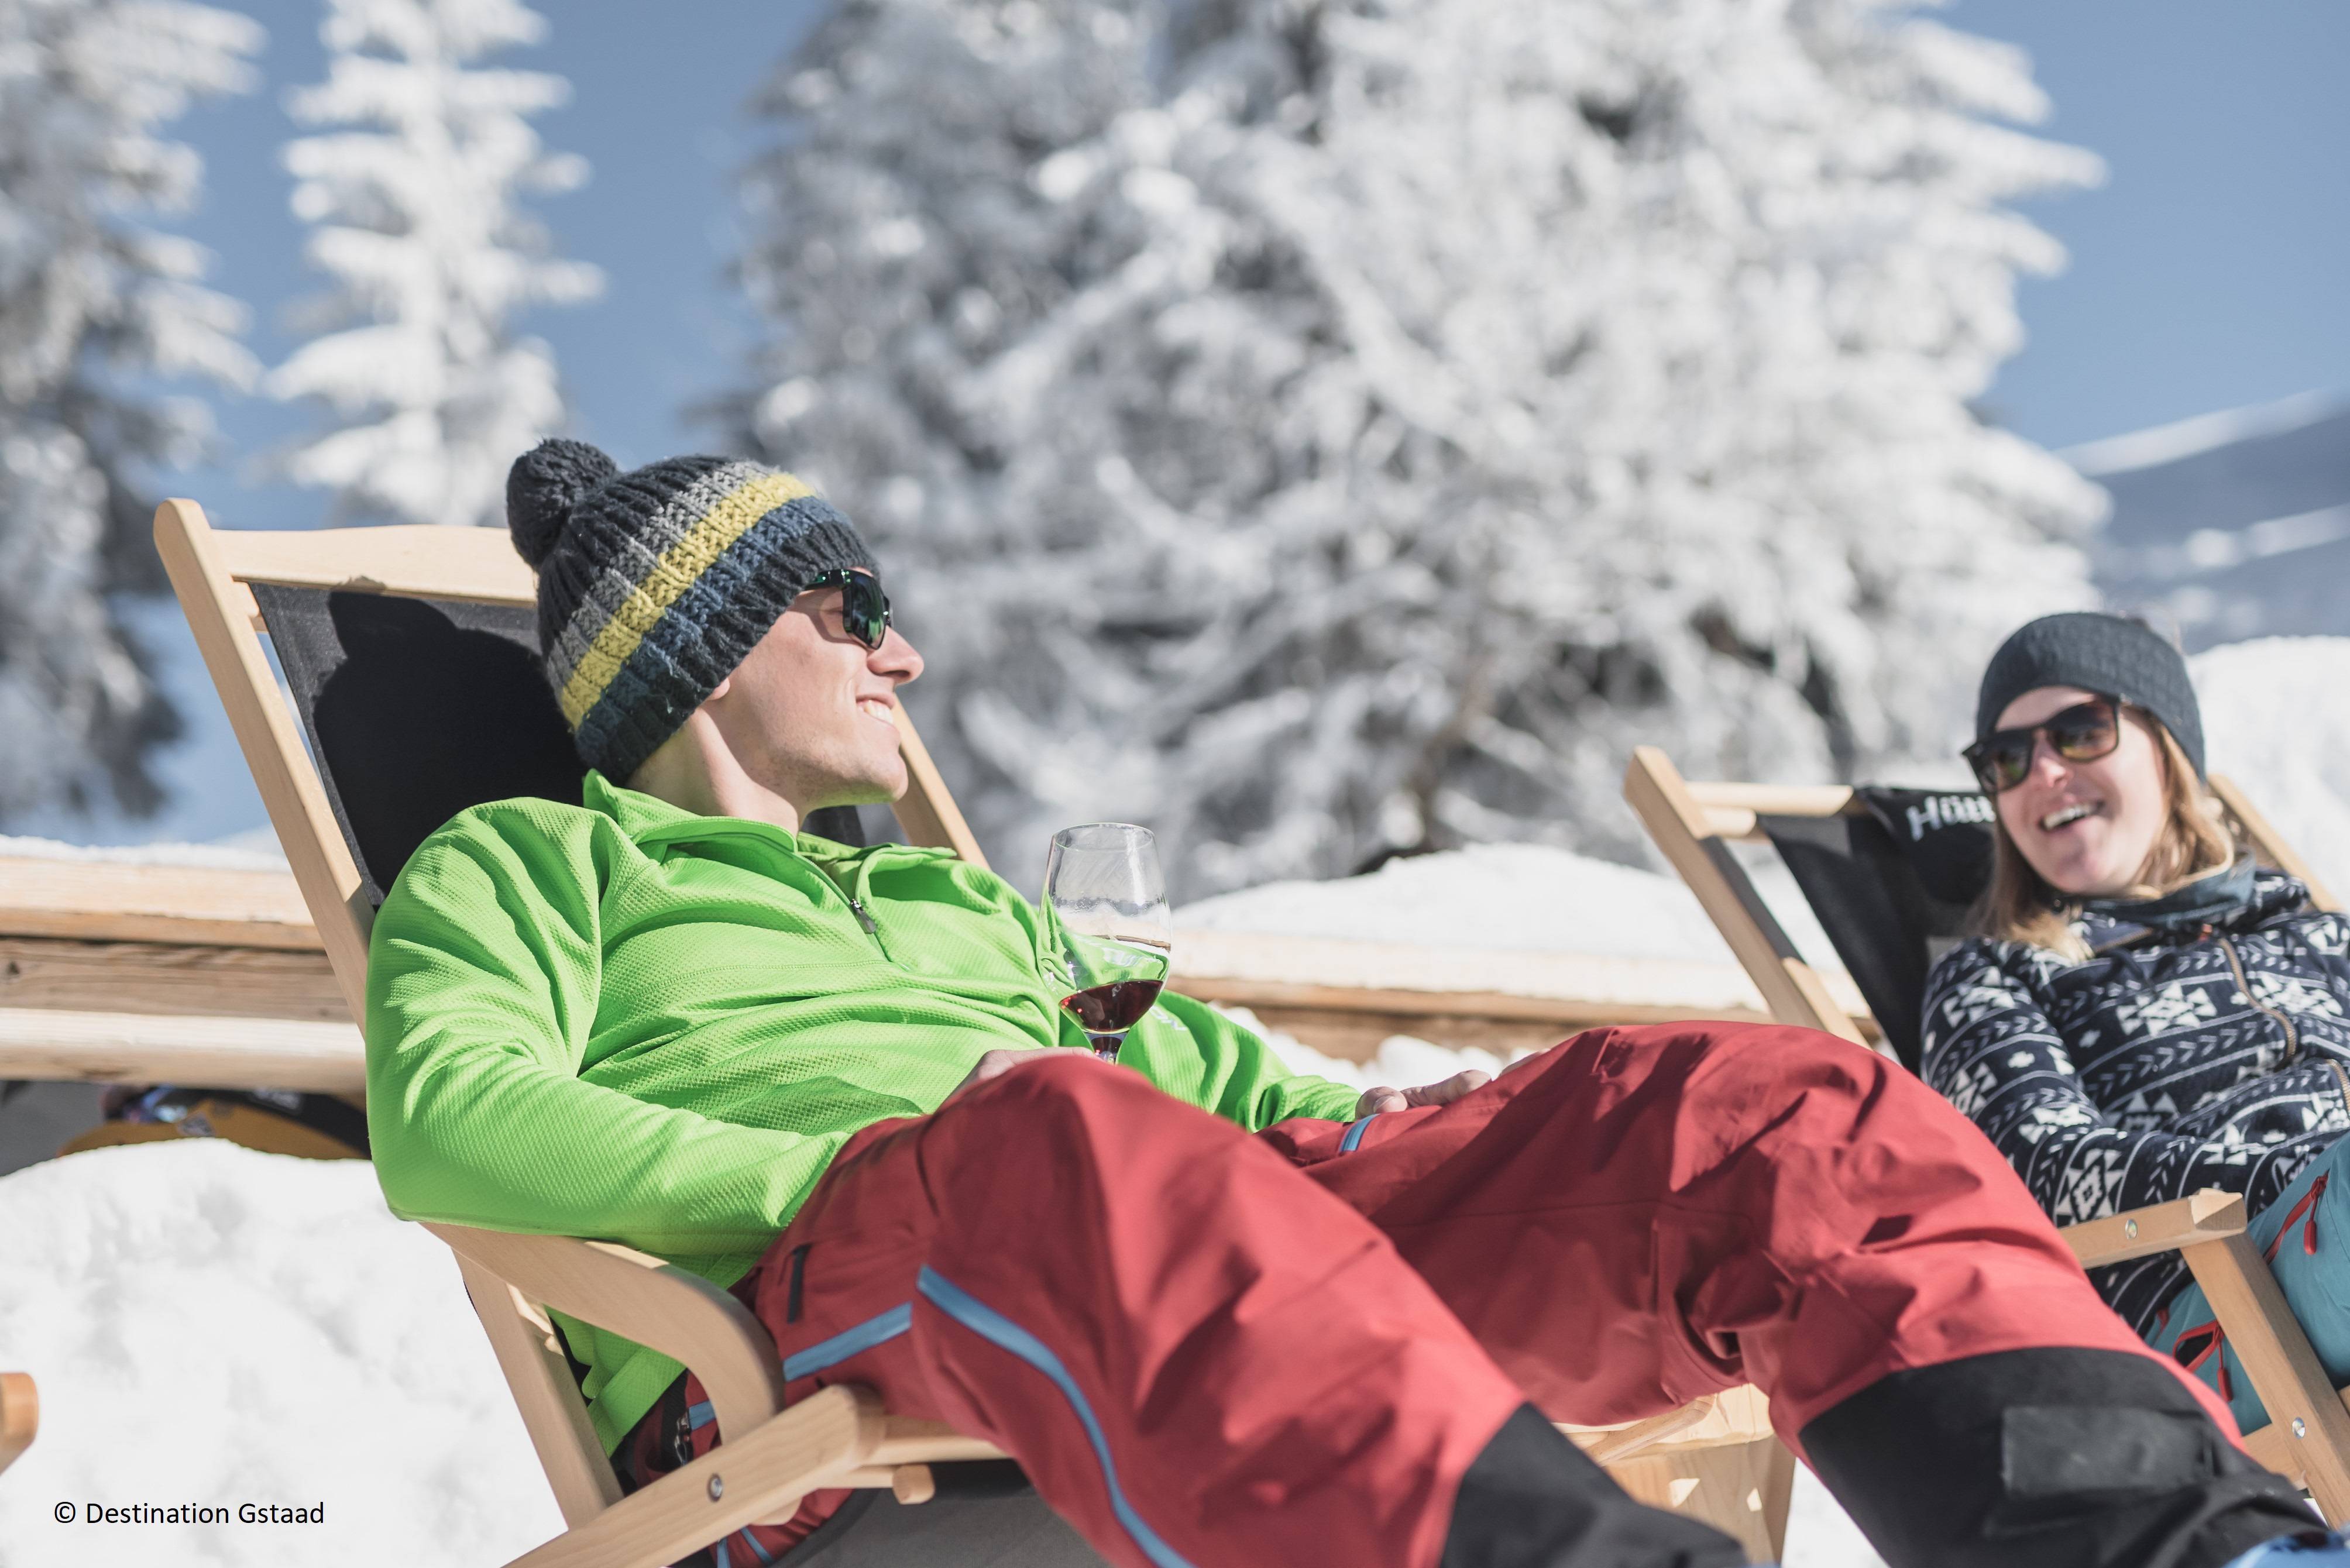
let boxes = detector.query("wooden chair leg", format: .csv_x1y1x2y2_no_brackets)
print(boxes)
1755,1435,1795,1560
1607,1434,1792,1562
0,1373,35,1476
2182,1232,2350,1523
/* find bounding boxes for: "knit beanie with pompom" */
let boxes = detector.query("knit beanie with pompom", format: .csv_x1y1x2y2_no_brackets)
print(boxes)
505,439,877,784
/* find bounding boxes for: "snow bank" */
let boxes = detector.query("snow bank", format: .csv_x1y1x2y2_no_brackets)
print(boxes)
0,832,285,874
2193,637,2350,897
1180,838,1846,978
1181,843,1740,961
0,1143,559,1567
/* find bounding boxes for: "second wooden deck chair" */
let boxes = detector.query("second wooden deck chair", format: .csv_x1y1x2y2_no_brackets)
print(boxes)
1626,744,2350,1525
156,498,1788,1566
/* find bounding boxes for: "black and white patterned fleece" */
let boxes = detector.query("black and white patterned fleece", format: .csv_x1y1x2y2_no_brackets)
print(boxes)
1920,870,2350,1338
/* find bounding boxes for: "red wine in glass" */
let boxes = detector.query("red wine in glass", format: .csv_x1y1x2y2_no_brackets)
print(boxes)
1043,824,1171,1063
1060,979,1166,1038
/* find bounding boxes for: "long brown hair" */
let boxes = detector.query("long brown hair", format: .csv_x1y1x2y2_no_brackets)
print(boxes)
1974,714,2238,961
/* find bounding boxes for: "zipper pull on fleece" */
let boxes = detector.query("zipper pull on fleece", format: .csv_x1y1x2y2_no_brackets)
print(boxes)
846,895,878,935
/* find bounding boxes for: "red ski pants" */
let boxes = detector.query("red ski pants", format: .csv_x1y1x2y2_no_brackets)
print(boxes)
710,1023,2239,1568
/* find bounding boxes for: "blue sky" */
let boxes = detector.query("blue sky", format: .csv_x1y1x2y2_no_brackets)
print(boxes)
23,0,2349,845
1948,0,2350,452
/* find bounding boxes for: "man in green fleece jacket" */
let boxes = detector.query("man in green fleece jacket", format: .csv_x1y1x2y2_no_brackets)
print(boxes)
365,440,2316,1568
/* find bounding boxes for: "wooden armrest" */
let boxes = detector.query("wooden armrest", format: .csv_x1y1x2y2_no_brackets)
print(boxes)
425,1223,788,1443
2061,1190,2248,1268
1,1373,35,1475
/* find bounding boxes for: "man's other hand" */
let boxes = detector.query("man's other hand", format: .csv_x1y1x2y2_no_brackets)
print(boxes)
947,1046,1095,1105
1353,1069,1491,1120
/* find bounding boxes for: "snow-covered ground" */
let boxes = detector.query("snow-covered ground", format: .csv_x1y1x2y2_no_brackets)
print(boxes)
1184,841,1760,961
2197,636,2350,898
0,1139,1881,1568
0,1143,561,1567
3,634,2344,1566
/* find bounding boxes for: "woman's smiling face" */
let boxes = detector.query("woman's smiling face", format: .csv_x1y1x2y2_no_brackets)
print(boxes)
1992,683,2171,899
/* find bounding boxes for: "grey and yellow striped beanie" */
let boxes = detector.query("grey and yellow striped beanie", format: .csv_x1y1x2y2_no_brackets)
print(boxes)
505,438,878,784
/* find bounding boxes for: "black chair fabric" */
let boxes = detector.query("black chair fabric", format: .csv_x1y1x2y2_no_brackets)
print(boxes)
254,584,863,906
1757,786,1994,1074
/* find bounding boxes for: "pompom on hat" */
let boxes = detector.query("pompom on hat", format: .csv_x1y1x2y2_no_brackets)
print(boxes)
1974,611,2205,780
506,438,878,783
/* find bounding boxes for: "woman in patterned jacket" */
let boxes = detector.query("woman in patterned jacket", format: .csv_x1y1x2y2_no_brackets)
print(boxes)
1922,611,2350,1438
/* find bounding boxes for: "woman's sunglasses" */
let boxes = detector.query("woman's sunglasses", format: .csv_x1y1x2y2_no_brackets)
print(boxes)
804,569,892,651
1962,694,2123,795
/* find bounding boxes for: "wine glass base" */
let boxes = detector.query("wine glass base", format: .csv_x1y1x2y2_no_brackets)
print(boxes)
1087,1034,1125,1063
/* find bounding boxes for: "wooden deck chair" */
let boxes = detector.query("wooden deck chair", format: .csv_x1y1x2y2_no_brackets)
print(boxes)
156,498,1788,1566
0,1373,33,1476
1625,744,2350,1524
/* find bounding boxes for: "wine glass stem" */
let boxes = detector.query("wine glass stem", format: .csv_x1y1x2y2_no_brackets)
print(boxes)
1087,1033,1126,1063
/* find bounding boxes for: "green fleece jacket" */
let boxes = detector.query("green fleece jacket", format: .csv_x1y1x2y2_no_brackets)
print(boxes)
365,771,1360,1451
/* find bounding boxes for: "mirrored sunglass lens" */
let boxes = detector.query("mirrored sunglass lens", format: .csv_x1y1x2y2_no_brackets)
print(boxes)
845,579,887,647
2049,704,2117,759
1984,739,2033,790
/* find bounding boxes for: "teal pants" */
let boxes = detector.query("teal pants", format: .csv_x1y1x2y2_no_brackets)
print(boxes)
2145,1134,2350,1435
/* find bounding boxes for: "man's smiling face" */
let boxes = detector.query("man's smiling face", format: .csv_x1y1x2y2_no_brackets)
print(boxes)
1992,683,2170,899
703,572,924,812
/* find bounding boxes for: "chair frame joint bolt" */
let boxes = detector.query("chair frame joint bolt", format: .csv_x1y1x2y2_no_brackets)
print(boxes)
708,1474,724,1501
2124,1219,2138,1239
2296,1418,2309,1439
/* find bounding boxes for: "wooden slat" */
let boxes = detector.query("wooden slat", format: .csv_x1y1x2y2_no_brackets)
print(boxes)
2212,772,2342,914
1622,748,1870,1046
2242,1420,2303,1491
1573,1396,1721,1466
156,500,376,1020
1755,1433,1797,1559
0,855,319,949
1697,806,1764,842
0,937,347,1022
451,1252,624,1529
1564,1384,1775,1457
1607,1432,1791,1562
211,521,538,607
0,1373,35,1476
1684,781,1859,819
2060,1189,2247,1268
867,1419,1011,1467
0,1007,364,1090
428,1225,790,1449
2181,1231,2350,1522
504,1385,879,1568
885,706,989,868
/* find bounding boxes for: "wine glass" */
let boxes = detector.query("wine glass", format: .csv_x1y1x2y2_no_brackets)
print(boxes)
1043,823,1172,1062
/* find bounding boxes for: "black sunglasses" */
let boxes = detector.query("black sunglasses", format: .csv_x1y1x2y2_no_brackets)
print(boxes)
1963,694,2124,795
803,569,892,651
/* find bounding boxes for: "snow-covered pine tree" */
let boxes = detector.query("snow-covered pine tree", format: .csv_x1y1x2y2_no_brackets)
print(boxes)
729,0,2107,895
0,0,260,822
267,0,600,528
